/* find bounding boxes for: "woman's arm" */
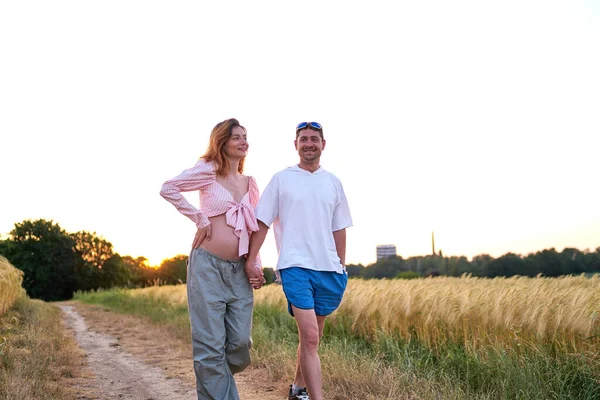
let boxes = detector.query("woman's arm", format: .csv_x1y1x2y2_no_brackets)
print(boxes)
160,160,215,228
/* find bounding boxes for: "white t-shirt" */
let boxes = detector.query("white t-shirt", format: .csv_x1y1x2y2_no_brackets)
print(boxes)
256,165,353,274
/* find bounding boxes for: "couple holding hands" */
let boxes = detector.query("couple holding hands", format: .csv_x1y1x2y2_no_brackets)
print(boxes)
160,118,352,400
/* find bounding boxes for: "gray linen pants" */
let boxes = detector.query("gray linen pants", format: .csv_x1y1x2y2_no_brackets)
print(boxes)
187,248,254,400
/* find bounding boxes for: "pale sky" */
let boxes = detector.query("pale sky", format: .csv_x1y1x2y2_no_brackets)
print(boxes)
1,1,599,268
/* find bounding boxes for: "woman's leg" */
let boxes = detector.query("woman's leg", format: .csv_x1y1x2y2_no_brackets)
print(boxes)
224,258,254,374
187,248,240,400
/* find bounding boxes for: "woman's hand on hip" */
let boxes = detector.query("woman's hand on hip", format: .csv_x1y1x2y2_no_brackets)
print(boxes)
192,225,211,248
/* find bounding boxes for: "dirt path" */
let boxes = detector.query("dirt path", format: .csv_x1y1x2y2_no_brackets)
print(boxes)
59,303,284,400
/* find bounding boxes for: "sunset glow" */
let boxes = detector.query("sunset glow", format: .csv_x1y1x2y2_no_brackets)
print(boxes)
1,1,599,268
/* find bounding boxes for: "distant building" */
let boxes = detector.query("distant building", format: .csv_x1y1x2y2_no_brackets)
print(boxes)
376,244,397,260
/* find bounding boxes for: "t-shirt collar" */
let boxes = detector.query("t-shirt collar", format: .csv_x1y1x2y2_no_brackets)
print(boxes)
291,164,325,175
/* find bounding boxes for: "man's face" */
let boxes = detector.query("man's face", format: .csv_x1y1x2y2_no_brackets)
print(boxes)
295,129,325,163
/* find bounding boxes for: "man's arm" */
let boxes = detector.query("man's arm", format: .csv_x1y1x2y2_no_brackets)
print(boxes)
333,228,346,266
245,221,270,288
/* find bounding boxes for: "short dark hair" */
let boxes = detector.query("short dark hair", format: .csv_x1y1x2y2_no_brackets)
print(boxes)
296,126,324,140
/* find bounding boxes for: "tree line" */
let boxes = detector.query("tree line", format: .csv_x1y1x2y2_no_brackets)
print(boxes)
0,219,188,301
345,247,600,279
2,219,598,301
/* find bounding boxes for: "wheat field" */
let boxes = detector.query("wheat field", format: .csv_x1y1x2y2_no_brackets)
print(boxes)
247,275,600,351
127,275,600,351
77,275,600,398
334,275,600,350
0,256,25,316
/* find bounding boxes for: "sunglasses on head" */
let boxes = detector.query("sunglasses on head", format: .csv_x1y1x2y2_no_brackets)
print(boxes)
296,121,322,131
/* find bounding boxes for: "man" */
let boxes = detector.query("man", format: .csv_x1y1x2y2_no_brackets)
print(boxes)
244,121,352,400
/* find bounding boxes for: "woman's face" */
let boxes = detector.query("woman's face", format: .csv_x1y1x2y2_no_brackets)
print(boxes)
223,126,248,160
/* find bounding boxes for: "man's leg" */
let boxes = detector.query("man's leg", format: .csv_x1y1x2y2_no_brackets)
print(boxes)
291,306,326,400
294,269,347,399
292,315,326,389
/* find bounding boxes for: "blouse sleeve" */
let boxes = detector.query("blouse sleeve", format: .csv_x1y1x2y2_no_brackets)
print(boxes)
160,160,216,229
248,176,260,208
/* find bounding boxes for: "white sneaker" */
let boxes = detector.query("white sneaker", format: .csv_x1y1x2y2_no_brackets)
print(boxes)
288,385,310,400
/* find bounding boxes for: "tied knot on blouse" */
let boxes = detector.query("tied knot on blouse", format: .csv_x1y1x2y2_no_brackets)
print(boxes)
226,201,259,255
159,160,261,263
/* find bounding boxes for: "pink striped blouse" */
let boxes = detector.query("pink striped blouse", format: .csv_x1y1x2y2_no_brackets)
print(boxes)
160,160,261,263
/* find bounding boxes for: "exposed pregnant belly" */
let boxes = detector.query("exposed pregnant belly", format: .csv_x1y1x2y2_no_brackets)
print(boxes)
199,214,243,261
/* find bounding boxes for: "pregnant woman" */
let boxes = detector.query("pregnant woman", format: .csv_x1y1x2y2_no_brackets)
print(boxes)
160,118,264,400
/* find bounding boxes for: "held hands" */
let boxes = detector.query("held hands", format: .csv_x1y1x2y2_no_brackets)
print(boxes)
194,225,263,289
192,225,212,248
244,259,266,290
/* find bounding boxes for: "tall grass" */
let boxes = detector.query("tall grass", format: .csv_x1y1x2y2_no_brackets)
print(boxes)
255,275,600,350
75,285,191,341
0,256,25,316
76,276,600,399
0,297,82,400
78,276,600,351
341,275,600,351
255,276,600,399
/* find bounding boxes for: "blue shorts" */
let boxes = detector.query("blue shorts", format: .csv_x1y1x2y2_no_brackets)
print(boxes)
279,267,348,317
